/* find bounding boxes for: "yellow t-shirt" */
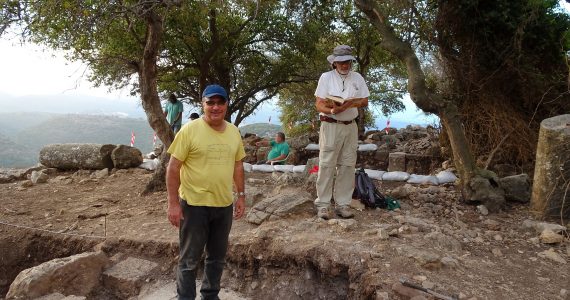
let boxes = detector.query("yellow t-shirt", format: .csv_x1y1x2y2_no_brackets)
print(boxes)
167,118,246,207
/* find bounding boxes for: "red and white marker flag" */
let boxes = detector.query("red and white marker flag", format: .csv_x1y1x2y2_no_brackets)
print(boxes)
385,119,391,135
152,132,157,147
130,131,136,147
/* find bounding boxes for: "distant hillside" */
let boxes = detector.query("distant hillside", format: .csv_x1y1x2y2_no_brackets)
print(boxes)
0,132,37,168
0,113,157,168
239,123,282,138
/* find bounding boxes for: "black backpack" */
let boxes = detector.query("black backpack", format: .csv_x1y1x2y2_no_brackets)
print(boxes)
354,168,387,209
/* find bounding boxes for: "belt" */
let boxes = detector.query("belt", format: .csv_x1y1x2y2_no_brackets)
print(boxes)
319,115,354,125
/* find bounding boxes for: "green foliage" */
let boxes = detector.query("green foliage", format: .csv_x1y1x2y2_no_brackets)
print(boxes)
434,0,570,165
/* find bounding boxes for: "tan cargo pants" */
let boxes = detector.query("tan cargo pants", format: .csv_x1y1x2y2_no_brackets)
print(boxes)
315,121,358,208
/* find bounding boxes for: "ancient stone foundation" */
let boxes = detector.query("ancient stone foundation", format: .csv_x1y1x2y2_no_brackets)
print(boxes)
531,114,570,221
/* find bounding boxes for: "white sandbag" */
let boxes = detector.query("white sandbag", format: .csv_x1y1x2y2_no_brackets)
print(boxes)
407,174,439,185
364,169,385,180
358,144,378,151
252,164,275,172
138,158,159,171
436,170,458,184
273,164,294,173
243,162,253,173
305,143,320,151
382,171,410,181
293,165,306,173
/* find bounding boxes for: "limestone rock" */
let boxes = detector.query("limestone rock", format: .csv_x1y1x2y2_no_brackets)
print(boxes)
111,145,143,169
539,229,564,244
477,205,489,216
91,168,109,179
246,187,311,225
6,252,108,299
467,176,505,212
31,170,49,184
388,152,406,172
499,174,530,203
521,219,566,234
102,256,158,299
531,114,570,220
20,180,34,188
538,248,567,264
40,143,116,170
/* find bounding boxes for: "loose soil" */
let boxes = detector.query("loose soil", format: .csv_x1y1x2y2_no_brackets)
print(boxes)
0,168,568,299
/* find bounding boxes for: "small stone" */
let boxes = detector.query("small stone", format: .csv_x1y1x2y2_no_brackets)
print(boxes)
20,180,34,188
458,292,468,299
539,229,564,244
398,225,410,234
378,228,389,240
494,234,503,241
412,275,427,282
537,277,550,282
375,291,390,300
441,257,459,269
477,205,489,216
31,170,49,184
474,237,485,244
250,281,259,290
421,281,435,290
482,219,500,231
528,237,540,245
538,248,567,264
491,248,503,257
560,289,568,300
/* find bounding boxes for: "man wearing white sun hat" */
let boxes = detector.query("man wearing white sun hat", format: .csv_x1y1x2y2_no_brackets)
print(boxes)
314,45,370,220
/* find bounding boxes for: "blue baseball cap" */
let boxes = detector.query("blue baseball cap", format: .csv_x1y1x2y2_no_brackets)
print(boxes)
202,84,228,102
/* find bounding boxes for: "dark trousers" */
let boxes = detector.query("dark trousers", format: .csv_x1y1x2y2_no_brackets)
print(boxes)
177,200,233,300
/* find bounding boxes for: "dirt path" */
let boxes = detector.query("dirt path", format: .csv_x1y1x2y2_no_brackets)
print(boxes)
1,169,568,299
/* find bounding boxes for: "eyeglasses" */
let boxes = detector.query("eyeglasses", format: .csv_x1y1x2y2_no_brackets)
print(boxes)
204,100,227,106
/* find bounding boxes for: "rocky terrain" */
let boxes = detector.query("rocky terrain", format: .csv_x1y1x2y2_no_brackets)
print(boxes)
0,124,568,300
0,164,568,300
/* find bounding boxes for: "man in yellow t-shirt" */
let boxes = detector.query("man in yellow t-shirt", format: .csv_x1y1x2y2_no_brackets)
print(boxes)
166,84,246,300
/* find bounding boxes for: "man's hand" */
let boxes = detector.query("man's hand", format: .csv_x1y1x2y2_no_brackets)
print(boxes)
167,201,184,228
234,197,246,219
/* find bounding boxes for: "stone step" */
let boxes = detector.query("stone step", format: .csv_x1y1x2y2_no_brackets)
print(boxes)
137,280,250,300
102,256,158,299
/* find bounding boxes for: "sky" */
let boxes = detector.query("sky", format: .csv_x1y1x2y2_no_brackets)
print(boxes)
1,1,567,128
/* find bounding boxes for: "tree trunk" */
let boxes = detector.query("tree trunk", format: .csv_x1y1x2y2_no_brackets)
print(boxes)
355,0,505,211
138,9,174,195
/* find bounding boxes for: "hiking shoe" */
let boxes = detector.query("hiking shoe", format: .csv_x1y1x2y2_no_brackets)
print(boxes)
335,206,354,219
317,207,331,220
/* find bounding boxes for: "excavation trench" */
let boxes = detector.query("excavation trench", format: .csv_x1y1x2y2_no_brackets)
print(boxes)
1,229,355,299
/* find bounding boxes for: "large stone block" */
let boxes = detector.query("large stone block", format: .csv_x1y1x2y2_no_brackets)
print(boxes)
111,145,143,169
39,144,116,170
531,114,570,220
388,152,406,172
500,174,530,203
102,256,158,299
6,252,108,299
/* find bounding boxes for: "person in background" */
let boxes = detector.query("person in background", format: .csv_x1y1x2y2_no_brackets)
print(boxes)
166,84,246,300
255,132,290,165
164,93,184,134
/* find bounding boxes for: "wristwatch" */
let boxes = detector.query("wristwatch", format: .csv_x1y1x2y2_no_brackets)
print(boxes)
237,191,246,197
